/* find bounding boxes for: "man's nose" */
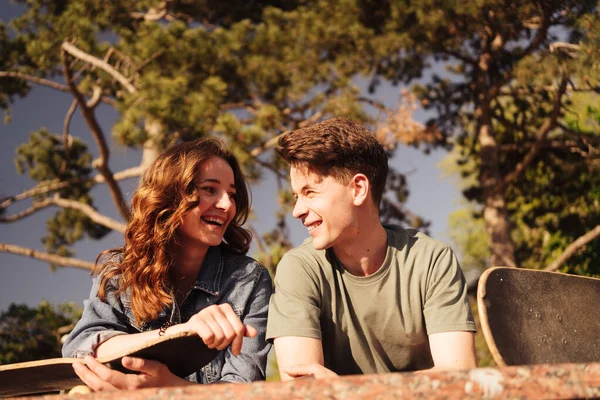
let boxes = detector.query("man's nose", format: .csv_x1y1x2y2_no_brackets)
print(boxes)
292,198,307,219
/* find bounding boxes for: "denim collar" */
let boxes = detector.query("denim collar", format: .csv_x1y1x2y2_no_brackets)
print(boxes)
142,246,224,326
191,245,223,296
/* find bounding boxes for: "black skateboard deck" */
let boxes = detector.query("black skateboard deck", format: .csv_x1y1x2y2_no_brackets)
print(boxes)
477,267,600,366
0,330,218,397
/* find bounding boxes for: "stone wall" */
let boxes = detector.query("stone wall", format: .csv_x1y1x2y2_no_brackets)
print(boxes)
14,362,600,400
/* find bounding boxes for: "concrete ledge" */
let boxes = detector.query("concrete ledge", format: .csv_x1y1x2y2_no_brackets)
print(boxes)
15,362,600,399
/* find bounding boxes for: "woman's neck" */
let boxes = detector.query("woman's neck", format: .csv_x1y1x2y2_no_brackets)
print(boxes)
170,242,209,298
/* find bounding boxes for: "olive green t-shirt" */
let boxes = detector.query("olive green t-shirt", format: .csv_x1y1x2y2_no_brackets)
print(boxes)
266,225,476,375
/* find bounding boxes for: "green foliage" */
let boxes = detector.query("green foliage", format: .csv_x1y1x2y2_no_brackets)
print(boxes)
442,148,490,271
448,207,489,272
2,0,424,271
0,301,81,365
0,23,30,114
405,0,600,271
266,350,281,381
5,0,597,277
15,129,92,185
14,130,110,263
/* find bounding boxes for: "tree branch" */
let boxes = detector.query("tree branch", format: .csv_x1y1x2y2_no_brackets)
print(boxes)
1,181,67,210
501,74,568,189
439,45,477,65
87,85,104,108
0,71,115,105
1,196,126,233
0,198,54,222
136,49,165,73
51,196,126,233
97,166,145,183
61,46,131,222
557,122,600,146
130,1,169,21
298,111,323,128
358,97,388,113
499,140,580,152
61,42,137,94
519,9,551,59
0,166,145,211
549,41,581,57
0,242,95,271
220,102,250,111
0,71,70,92
63,100,78,139
250,134,286,157
246,110,330,161
545,224,600,272
60,100,78,173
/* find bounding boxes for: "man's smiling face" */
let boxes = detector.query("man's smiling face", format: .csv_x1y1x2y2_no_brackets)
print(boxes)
290,165,356,251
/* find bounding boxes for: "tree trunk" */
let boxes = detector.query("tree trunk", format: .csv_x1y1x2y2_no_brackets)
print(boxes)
141,119,166,169
479,122,517,268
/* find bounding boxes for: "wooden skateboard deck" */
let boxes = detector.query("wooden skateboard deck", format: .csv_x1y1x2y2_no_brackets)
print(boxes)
0,330,218,397
477,267,600,366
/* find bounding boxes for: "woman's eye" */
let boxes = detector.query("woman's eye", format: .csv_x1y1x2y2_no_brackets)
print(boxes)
201,186,216,194
228,192,237,201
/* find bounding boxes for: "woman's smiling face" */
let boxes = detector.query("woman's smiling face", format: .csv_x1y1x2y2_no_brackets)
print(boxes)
177,156,237,249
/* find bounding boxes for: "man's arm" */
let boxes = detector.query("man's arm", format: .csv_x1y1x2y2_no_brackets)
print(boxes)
421,246,477,371
427,331,477,370
273,336,337,381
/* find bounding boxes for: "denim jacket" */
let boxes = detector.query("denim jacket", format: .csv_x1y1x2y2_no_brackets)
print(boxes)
62,245,272,383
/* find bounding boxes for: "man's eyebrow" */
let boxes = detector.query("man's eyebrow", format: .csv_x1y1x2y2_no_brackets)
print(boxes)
199,178,236,189
293,184,312,196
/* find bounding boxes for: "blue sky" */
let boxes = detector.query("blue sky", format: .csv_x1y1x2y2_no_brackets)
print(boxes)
0,4,461,311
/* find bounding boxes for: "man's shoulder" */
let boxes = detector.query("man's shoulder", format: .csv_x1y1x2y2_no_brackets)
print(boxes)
384,225,455,272
385,224,452,253
284,237,327,261
276,237,333,277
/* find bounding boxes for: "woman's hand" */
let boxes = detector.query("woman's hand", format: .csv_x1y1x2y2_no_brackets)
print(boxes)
72,355,191,391
169,303,257,356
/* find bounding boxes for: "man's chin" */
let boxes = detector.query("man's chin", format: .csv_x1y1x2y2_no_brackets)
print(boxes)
311,238,332,251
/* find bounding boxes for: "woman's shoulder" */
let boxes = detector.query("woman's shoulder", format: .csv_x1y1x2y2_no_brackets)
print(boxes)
220,248,270,283
223,250,265,272
92,265,132,306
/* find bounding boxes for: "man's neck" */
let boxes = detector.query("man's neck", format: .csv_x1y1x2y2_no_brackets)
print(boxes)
332,222,388,277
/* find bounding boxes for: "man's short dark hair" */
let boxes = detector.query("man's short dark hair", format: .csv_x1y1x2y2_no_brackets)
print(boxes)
277,117,389,207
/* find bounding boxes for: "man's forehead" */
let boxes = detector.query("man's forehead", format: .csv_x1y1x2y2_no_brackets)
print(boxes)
290,165,325,184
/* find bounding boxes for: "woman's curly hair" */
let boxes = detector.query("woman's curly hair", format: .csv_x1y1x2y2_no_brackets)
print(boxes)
93,137,252,324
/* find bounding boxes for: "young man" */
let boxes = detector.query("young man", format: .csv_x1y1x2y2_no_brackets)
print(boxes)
266,117,477,380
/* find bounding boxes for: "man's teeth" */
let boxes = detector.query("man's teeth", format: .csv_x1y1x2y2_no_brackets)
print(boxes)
307,222,321,232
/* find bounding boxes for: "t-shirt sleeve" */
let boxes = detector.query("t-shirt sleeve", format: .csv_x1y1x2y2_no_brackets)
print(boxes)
266,253,322,342
422,247,476,335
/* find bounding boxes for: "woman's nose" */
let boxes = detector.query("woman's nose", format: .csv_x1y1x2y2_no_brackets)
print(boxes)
215,192,233,210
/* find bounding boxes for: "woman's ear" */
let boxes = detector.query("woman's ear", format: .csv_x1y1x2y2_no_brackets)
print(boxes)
351,174,370,206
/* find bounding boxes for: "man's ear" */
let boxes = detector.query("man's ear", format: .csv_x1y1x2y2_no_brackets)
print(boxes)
351,174,370,206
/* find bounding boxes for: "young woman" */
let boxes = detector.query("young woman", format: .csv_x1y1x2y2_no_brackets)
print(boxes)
62,138,272,390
